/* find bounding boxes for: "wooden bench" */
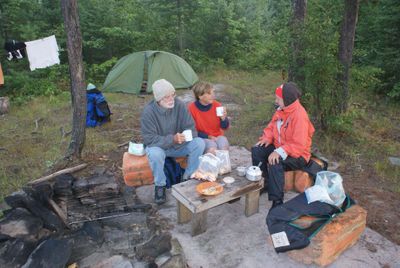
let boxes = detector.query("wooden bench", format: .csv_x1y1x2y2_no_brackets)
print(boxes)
286,204,367,266
122,152,187,187
171,174,263,236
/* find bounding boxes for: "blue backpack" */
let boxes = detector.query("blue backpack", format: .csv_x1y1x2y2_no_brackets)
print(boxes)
164,157,185,188
86,90,111,127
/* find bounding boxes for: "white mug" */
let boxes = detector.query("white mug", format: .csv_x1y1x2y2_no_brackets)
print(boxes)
182,129,193,141
216,106,224,117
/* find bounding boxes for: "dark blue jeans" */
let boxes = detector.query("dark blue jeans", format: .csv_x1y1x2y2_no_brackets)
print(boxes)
251,144,307,201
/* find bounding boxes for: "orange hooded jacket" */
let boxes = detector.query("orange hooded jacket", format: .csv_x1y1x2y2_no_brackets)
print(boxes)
259,99,314,162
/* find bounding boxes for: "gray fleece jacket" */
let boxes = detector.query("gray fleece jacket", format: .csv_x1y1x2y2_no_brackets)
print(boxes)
140,98,197,150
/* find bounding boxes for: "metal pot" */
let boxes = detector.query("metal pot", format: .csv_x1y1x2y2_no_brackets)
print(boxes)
246,166,262,181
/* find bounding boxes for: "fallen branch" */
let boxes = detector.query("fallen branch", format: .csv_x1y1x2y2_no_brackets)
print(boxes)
60,126,72,139
48,199,69,227
117,141,129,148
28,163,88,185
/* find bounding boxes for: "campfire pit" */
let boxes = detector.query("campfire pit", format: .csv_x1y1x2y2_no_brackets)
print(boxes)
0,170,186,267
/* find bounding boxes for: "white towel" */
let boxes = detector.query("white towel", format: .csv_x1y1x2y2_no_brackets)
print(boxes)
25,35,60,71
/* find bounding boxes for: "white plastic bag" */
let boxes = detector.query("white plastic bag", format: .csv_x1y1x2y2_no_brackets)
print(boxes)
191,153,221,181
216,150,231,175
305,171,346,207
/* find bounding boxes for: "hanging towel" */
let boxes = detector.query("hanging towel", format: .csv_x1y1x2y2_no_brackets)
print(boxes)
25,35,60,71
0,63,3,85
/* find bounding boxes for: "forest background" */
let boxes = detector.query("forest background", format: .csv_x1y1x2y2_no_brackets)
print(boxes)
0,0,399,243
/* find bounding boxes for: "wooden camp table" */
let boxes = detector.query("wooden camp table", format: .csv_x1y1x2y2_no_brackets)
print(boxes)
171,172,263,236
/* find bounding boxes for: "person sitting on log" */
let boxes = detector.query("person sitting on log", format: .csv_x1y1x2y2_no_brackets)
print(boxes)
141,79,205,205
251,82,315,209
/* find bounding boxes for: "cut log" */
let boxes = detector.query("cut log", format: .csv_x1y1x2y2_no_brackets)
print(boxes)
287,205,367,266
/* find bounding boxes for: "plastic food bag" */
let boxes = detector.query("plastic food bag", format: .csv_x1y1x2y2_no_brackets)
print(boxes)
191,153,221,182
305,171,346,207
216,150,231,175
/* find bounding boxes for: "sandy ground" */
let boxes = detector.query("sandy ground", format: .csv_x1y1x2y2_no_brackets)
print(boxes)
136,146,400,268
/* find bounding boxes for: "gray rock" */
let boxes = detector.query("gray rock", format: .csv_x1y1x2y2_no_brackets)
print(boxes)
103,228,131,252
91,255,133,268
65,222,104,263
160,254,186,268
154,252,171,267
0,208,43,238
136,232,172,261
170,238,185,258
0,238,38,268
21,239,71,268
389,157,400,166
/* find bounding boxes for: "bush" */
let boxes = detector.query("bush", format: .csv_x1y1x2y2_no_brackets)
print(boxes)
85,57,118,86
350,65,383,95
1,64,69,105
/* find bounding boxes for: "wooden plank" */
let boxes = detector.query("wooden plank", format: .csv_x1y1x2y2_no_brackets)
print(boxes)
171,185,197,213
245,189,260,217
172,175,263,213
177,200,192,224
191,210,208,236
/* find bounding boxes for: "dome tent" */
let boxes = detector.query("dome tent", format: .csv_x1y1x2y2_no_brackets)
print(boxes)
102,50,198,94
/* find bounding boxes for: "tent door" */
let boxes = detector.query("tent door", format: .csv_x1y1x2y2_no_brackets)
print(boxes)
140,53,149,93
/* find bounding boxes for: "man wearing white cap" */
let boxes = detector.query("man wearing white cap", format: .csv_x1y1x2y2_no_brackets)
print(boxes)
141,79,205,204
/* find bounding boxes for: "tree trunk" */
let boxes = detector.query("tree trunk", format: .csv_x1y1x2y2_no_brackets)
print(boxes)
288,0,307,85
60,0,86,159
338,0,359,113
177,0,185,56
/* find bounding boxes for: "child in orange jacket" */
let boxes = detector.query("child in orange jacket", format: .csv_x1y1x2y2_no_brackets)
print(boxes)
251,82,315,209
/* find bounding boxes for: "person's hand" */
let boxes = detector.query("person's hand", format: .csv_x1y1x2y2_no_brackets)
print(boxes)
255,140,269,147
220,107,228,121
208,135,217,141
173,133,186,144
268,151,280,165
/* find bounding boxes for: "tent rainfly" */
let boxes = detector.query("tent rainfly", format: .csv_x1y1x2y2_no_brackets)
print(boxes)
102,51,198,94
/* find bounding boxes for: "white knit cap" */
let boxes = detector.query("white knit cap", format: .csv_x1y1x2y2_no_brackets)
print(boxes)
152,79,175,101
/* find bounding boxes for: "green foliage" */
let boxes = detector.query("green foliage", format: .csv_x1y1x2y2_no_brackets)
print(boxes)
350,65,383,95
325,111,357,136
298,0,342,127
85,58,118,86
0,64,69,104
355,0,400,99
387,83,400,99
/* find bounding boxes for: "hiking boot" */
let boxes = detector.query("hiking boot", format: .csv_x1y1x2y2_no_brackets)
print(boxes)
154,186,166,205
271,199,283,209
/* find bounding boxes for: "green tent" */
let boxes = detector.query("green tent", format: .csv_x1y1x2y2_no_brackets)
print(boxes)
102,50,198,94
